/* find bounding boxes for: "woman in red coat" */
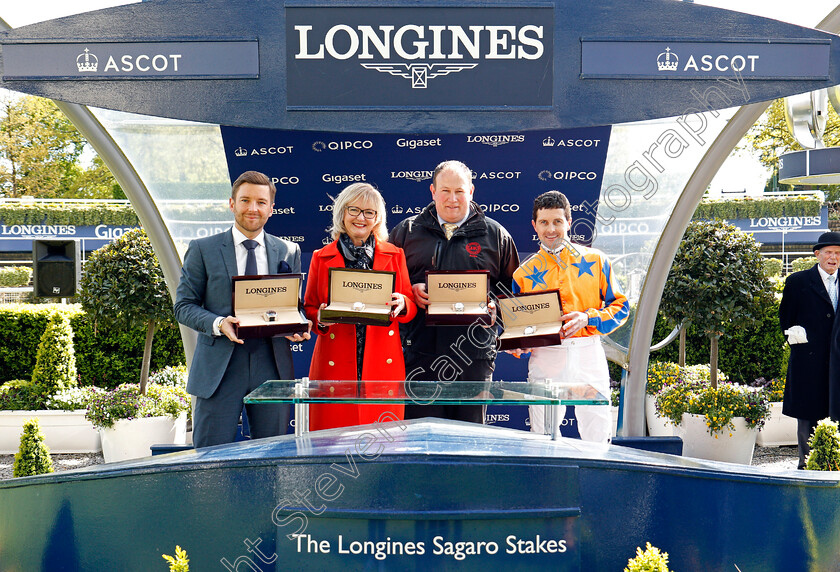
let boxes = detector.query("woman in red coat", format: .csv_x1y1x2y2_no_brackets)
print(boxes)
304,183,417,430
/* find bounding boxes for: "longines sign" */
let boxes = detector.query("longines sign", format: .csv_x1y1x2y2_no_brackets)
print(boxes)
285,7,554,109
2,41,258,80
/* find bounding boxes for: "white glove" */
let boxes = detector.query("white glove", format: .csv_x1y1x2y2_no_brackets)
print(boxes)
784,326,808,345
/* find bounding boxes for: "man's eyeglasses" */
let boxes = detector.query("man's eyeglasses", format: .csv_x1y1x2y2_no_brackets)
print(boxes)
346,206,377,220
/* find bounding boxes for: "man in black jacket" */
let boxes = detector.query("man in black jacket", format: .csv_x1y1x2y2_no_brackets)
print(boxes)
389,160,520,423
780,231,840,468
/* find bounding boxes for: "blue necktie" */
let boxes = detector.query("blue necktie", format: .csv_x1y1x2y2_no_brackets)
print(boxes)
243,239,259,276
830,274,838,311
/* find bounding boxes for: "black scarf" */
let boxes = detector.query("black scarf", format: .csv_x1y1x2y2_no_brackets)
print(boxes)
338,233,375,380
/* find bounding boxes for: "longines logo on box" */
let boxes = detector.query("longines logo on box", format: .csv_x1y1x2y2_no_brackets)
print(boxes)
466,135,525,147
245,286,287,297
439,282,477,292
286,7,553,108
343,281,384,293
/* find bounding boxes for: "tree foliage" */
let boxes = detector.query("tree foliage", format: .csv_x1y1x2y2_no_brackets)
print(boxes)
13,418,54,477
79,228,173,392
30,312,77,401
660,220,772,386
806,419,840,471
0,94,122,199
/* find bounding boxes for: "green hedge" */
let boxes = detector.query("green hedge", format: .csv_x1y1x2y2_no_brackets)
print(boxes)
651,297,786,385
0,304,184,389
694,196,821,220
0,266,32,288
0,203,139,226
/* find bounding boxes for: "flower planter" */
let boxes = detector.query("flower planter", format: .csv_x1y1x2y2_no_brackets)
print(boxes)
645,394,674,437
675,413,758,465
99,413,187,463
0,410,101,454
611,406,619,437
755,401,797,447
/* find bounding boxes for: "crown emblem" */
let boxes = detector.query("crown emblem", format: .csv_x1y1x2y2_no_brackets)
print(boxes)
234,147,248,157
76,48,98,73
542,136,555,147
657,47,679,72
391,205,404,214
322,236,332,245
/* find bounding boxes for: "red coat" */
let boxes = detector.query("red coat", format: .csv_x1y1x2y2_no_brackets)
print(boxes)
304,237,417,430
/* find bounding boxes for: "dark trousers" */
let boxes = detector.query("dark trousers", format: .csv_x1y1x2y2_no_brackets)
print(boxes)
797,418,819,469
403,353,494,425
193,338,291,448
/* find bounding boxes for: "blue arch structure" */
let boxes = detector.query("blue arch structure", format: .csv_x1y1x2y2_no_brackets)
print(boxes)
3,3,840,569
3,0,840,435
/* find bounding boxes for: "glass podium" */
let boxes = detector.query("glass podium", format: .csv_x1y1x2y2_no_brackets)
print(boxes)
244,379,608,439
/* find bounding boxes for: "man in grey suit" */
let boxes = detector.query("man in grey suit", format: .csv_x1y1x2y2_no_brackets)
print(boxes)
175,171,310,447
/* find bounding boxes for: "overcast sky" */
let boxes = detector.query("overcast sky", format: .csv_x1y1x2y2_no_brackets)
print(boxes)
2,1,839,195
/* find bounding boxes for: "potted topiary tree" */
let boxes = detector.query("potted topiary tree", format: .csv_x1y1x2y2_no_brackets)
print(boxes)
656,220,773,461
624,542,670,572
78,228,188,461
13,418,54,477
79,227,172,394
660,219,771,388
0,312,101,454
805,419,840,471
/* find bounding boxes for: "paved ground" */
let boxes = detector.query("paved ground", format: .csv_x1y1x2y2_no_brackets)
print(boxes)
0,445,801,480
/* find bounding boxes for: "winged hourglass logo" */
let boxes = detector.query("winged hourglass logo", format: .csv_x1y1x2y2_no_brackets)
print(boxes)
360,63,478,88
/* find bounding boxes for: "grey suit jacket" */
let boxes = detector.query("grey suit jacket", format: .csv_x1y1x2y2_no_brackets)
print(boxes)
173,229,301,398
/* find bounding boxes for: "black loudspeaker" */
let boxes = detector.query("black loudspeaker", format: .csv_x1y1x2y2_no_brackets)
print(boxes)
32,240,81,297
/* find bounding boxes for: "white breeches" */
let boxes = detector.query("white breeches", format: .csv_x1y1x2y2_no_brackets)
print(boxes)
527,336,611,443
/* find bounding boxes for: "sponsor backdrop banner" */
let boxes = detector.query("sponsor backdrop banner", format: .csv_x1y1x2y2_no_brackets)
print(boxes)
0,223,139,252
725,206,829,246
221,125,610,435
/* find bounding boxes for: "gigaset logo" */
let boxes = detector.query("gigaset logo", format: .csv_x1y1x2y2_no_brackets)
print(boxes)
293,24,545,88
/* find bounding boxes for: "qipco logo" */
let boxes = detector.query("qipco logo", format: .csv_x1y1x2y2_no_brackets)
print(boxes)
312,140,374,152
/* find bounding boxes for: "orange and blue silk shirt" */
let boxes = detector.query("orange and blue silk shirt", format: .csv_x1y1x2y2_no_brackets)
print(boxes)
512,243,629,338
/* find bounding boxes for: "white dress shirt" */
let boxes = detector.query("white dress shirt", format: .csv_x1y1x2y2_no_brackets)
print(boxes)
214,227,269,335
231,226,269,275
817,264,838,303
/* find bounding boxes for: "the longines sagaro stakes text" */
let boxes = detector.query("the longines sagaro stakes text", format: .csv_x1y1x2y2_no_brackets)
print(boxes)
219,411,407,570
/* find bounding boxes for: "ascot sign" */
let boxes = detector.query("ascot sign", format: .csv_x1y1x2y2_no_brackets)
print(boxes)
285,7,553,108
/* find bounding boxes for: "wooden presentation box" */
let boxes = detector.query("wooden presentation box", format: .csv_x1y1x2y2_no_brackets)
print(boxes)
231,274,308,338
425,270,490,326
320,267,396,326
497,290,564,350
